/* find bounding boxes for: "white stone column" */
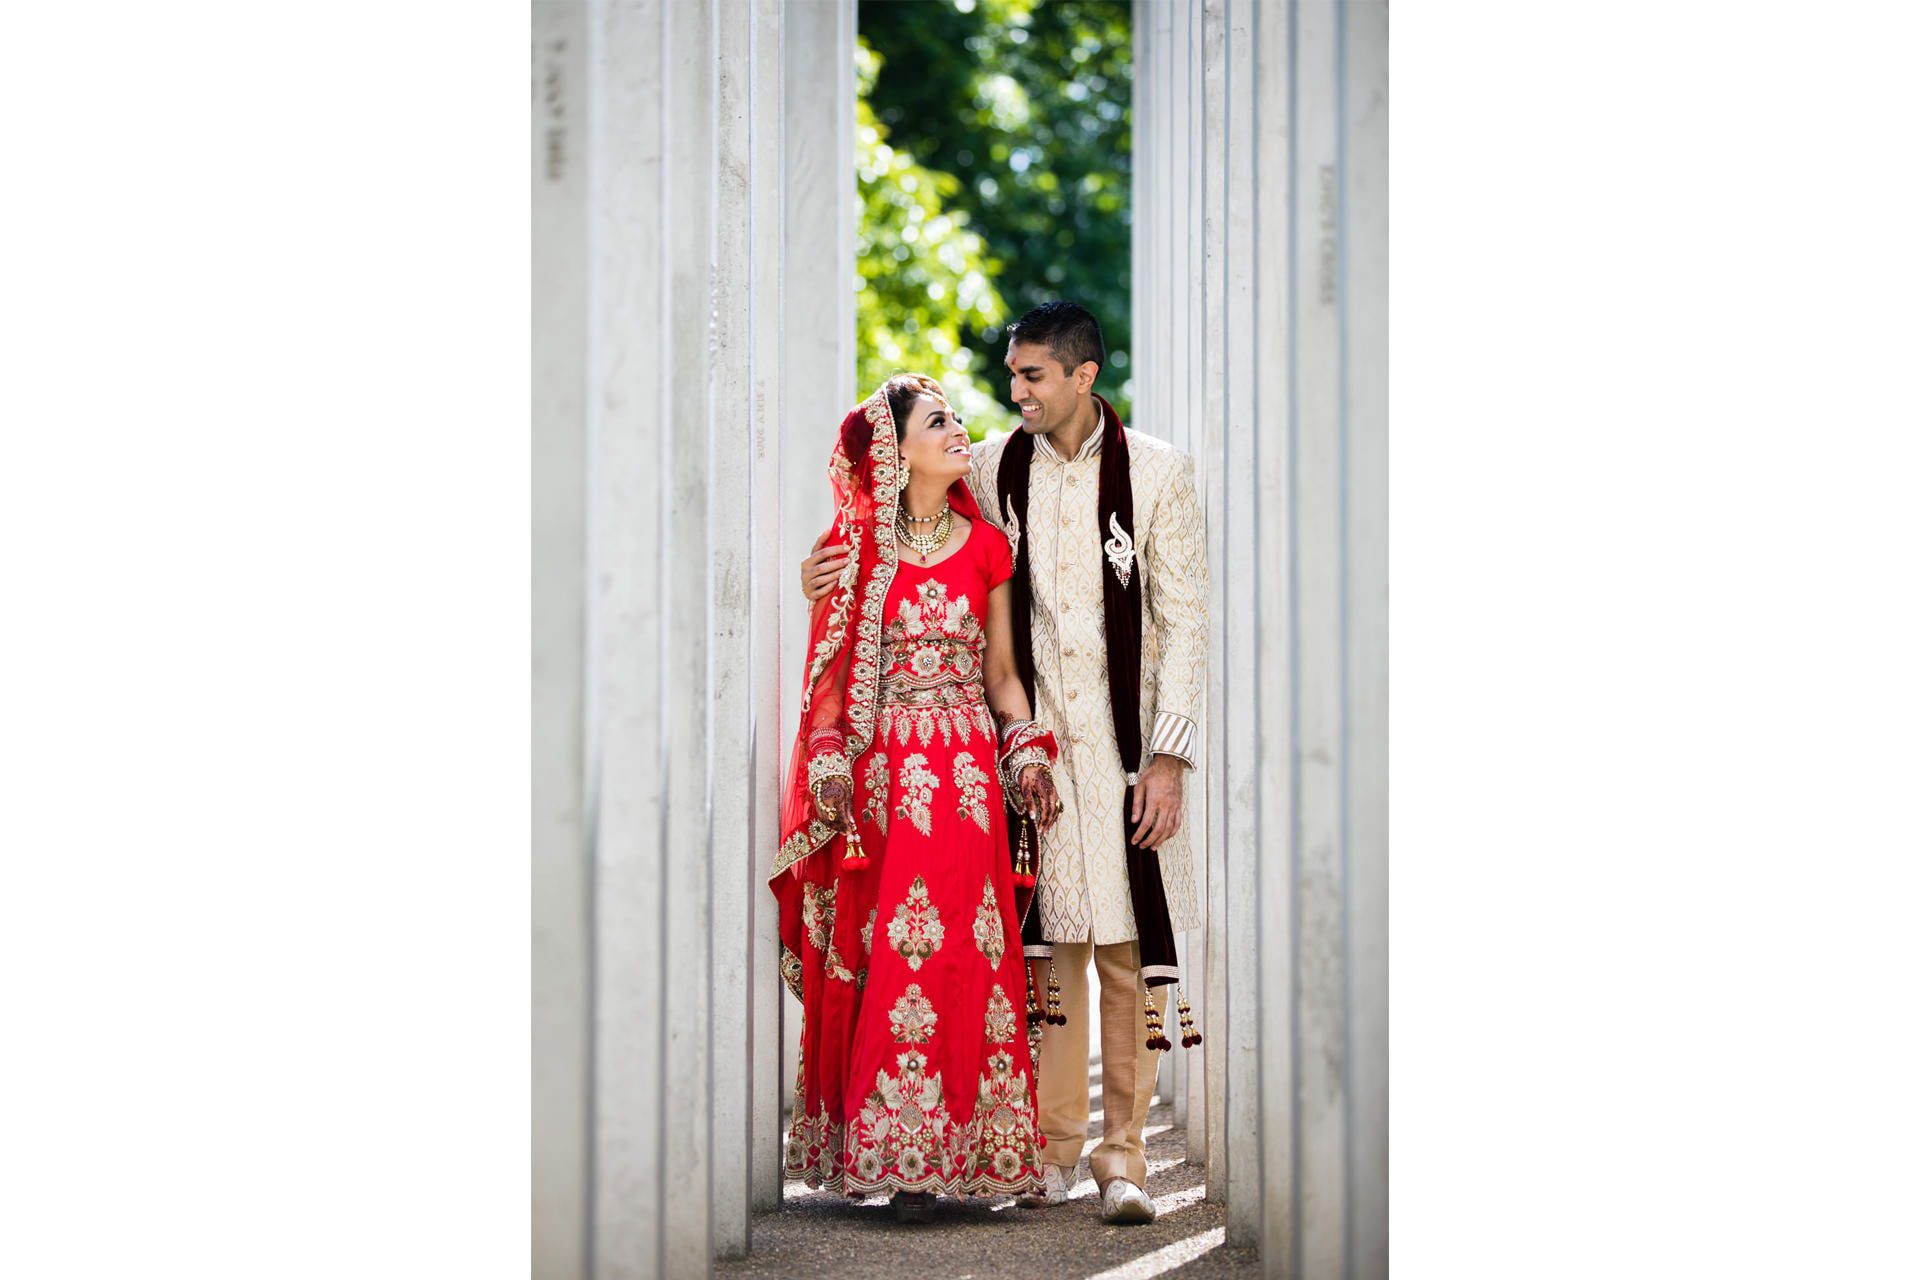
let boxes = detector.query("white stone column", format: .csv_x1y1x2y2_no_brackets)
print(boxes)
532,6,591,1278
531,0,850,1274
777,0,856,1155
1135,0,1388,1272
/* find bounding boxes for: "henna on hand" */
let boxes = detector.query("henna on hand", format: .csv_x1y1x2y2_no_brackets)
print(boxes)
1019,764,1062,831
813,777,855,832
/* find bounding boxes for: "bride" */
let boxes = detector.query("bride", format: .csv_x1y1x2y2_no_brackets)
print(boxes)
771,374,1064,1222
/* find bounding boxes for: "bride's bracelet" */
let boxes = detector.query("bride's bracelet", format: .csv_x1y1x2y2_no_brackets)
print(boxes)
997,724,1058,797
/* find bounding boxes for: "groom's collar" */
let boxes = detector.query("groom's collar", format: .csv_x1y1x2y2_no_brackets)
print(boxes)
1034,426,1104,465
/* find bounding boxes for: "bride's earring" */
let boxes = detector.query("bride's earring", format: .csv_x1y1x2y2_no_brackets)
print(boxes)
898,456,910,491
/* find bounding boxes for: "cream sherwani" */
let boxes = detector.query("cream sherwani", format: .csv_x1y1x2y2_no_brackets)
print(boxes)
967,426,1207,944
966,422,1208,1190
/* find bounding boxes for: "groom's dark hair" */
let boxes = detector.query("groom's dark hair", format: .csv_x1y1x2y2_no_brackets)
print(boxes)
1006,300,1105,379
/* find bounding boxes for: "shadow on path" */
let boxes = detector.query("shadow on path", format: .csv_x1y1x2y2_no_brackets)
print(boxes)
721,1095,1259,1279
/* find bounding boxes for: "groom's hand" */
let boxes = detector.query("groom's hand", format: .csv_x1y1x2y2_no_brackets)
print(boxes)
1129,755,1187,849
801,530,851,603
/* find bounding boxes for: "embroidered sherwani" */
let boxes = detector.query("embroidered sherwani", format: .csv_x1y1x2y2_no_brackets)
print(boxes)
967,428,1207,945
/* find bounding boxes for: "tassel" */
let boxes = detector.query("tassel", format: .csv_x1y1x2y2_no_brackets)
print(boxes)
840,823,870,871
1013,820,1037,888
1025,963,1045,1027
1144,988,1172,1052
1177,985,1202,1048
1045,967,1067,1026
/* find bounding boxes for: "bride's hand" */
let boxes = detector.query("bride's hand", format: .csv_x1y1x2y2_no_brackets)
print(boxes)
813,776,855,832
1017,764,1061,831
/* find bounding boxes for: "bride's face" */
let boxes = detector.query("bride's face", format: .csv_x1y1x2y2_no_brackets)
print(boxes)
897,394,971,484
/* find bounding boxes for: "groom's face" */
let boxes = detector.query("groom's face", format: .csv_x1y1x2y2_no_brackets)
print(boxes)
1005,340,1090,435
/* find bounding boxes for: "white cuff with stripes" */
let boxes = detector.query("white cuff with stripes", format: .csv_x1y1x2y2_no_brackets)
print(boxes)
1148,711,1197,766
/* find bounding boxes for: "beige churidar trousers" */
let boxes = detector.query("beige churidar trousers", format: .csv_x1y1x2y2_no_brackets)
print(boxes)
1031,940,1165,1190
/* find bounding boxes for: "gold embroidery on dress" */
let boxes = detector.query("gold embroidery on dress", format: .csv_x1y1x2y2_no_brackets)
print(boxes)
962,1048,1040,1187
779,944,804,1001
973,876,1005,968
888,982,938,1044
801,880,837,952
879,579,988,747
983,983,1017,1044
953,752,991,833
886,874,945,970
895,754,939,837
852,1047,951,1190
860,751,889,833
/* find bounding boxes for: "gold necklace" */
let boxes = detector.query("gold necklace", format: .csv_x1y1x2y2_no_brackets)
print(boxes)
897,503,952,561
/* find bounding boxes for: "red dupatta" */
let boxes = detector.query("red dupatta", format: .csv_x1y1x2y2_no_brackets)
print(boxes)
768,380,988,999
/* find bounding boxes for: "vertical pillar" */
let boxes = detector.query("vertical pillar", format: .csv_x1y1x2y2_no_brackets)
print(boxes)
532,0,849,1274
777,0,856,1139
1343,4,1390,1273
585,0,674,1272
710,0,756,1257
1136,0,1387,1272
746,0,790,1222
532,4,591,1277
1134,0,1210,1153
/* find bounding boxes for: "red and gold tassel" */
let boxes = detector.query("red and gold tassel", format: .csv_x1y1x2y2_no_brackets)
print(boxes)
1144,988,1172,1052
1012,819,1037,888
1025,963,1045,1028
840,823,869,871
1045,966,1067,1026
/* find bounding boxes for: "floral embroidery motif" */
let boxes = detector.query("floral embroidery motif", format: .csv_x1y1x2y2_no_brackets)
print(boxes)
803,881,856,982
802,520,862,712
1104,511,1136,588
784,1094,839,1185
983,983,1017,1044
886,874,945,970
849,1047,952,1192
973,877,1005,969
826,945,857,985
801,880,837,952
1004,505,1021,573
961,1049,1041,1189
884,701,994,748
953,752,991,833
888,982,939,1044
895,754,939,837
860,752,889,833
861,906,877,955
879,579,988,747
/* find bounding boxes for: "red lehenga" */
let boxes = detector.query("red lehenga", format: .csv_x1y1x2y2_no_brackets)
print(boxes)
770,387,1044,1199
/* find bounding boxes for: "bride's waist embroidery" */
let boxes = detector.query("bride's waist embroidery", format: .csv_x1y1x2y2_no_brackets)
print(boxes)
877,674,988,708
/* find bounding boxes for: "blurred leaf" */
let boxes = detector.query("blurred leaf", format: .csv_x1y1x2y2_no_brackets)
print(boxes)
859,0,1134,426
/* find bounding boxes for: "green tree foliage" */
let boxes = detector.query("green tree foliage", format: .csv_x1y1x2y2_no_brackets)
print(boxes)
859,0,1134,424
857,40,1012,440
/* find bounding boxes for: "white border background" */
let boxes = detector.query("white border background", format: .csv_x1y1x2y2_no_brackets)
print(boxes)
4,3,1916,1276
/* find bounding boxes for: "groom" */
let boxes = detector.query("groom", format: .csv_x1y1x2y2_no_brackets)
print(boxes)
801,302,1207,1223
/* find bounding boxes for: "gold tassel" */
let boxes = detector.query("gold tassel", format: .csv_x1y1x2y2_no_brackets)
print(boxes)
1144,987,1172,1052
1045,966,1067,1026
1177,985,1202,1048
840,822,869,870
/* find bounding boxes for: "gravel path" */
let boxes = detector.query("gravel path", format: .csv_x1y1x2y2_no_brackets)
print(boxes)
721,1096,1261,1278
